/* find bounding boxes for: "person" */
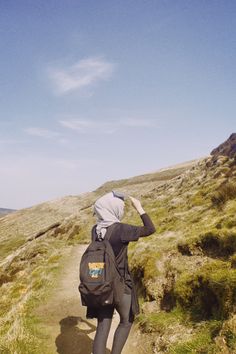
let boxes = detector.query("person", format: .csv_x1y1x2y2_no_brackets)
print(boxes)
86,190,156,354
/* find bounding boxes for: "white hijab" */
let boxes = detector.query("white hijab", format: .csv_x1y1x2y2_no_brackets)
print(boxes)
93,191,125,240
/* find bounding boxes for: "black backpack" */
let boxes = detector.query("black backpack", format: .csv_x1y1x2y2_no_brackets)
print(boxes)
78,224,125,308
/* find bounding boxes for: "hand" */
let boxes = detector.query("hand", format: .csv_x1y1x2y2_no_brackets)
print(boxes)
129,196,145,215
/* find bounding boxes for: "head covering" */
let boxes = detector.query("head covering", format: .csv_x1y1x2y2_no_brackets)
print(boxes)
93,191,125,240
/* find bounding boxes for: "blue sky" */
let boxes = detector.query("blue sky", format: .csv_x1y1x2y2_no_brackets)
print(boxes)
0,1,235,209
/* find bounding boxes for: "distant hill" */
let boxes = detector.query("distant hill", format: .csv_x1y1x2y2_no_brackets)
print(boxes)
0,159,198,245
0,208,16,217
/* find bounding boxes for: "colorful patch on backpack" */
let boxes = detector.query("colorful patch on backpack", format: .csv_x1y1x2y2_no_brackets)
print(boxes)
88,262,105,278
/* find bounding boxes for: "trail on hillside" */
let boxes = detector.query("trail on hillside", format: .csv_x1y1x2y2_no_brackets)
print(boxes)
36,245,143,354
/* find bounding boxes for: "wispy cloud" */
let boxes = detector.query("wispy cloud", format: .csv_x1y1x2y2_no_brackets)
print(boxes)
48,57,115,95
24,127,61,139
60,117,157,134
60,119,116,134
60,119,94,131
119,117,156,128
60,118,115,133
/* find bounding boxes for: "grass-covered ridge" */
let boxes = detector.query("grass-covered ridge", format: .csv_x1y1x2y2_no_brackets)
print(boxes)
1,151,236,352
128,154,236,352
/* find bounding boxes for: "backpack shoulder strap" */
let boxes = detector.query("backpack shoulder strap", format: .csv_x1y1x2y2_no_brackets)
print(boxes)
91,225,97,242
104,224,125,277
105,223,126,260
92,223,119,242
104,223,119,241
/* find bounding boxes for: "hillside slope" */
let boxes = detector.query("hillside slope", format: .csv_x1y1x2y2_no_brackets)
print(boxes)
1,134,236,353
128,135,236,353
0,158,198,353
0,160,197,261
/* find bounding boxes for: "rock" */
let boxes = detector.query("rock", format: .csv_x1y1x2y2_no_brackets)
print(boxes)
211,133,236,160
141,301,159,314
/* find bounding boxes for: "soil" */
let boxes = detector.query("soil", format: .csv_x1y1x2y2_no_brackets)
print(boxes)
35,245,143,354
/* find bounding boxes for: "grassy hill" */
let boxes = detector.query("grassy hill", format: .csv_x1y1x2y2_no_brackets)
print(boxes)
1,134,236,353
128,154,236,353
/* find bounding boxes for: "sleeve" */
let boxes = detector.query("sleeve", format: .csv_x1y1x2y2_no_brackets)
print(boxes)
121,213,156,243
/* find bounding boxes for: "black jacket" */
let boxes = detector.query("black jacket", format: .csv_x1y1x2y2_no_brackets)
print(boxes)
86,213,156,319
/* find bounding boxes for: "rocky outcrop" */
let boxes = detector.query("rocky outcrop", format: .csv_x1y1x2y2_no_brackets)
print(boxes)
211,133,236,159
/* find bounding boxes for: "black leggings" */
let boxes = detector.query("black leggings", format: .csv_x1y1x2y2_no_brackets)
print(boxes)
93,293,133,354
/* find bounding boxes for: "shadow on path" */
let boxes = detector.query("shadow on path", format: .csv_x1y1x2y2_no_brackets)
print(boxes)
55,316,111,354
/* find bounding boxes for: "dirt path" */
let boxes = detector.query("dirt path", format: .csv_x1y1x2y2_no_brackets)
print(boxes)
36,245,140,354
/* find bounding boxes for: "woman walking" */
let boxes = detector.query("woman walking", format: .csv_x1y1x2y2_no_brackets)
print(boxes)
87,191,156,354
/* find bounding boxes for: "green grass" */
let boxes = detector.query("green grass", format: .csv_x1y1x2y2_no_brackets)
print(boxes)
211,181,236,208
174,260,236,321
178,228,236,258
221,328,236,350
0,233,26,260
137,307,186,333
168,321,222,354
0,237,69,353
126,158,236,352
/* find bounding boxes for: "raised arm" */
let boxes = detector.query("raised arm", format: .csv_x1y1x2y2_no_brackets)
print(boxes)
119,197,156,243
129,196,156,235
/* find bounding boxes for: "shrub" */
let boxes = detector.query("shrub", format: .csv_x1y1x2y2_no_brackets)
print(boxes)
138,309,185,334
223,329,236,350
168,321,222,354
177,241,195,256
224,217,236,228
230,254,236,268
174,260,236,321
211,182,236,208
197,230,236,258
220,316,236,351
